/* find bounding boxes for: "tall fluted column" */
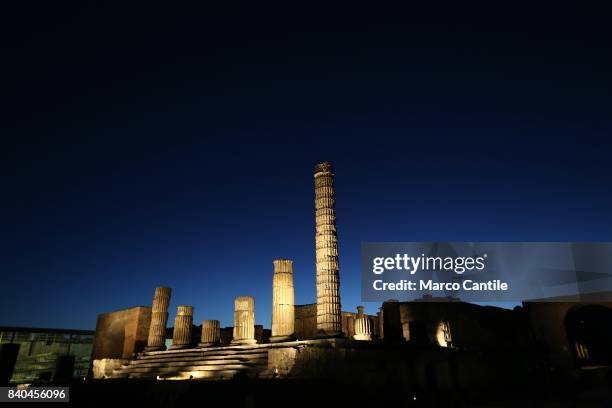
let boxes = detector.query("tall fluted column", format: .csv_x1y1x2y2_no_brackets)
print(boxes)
353,306,372,341
231,296,256,345
144,287,172,351
169,306,193,349
198,320,220,347
314,162,342,337
271,259,295,342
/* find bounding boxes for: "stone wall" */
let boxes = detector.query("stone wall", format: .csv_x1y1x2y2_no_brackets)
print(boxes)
215,326,270,345
265,338,546,400
91,358,129,379
523,300,612,369
295,304,317,340
219,327,233,346
91,306,151,360
296,305,378,340
255,325,270,344
382,301,532,351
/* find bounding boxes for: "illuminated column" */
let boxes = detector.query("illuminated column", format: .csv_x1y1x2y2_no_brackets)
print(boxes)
198,320,220,347
232,296,256,345
169,306,193,349
271,259,295,342
144,286,172,351
353,306,372,341
314,162,342,337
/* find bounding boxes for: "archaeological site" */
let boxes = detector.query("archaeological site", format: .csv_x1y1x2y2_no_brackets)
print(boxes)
78,162,612,407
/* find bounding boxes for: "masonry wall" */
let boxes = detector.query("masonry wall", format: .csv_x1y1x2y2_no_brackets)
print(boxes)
523,300,612,369
91,306,151,360
266,339,544,400
295,304,379,340
382,300,533,351
295,304,317,340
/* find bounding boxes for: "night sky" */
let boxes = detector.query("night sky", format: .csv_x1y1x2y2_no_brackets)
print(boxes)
2,1,611,330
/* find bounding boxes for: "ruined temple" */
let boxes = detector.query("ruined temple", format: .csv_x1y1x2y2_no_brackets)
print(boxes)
90,162,612,397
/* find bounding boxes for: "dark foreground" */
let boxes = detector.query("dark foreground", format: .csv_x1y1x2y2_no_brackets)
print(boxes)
14,370,612,408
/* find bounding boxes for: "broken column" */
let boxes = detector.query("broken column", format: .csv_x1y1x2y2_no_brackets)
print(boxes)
198,320,220,347
353,306,372,341
231,296,256,345
169,306,193,349
270,259,295,342
144,286,172,351
314,162,342,337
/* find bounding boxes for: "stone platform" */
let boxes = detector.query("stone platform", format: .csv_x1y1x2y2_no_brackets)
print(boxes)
109,344,269,380
97,337,555,406
107,339,356,381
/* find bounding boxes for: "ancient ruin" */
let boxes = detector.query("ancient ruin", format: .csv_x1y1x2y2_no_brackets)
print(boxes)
169,306,193,350
144,286,171,351
90,161,612,407
353,306,372,341
270,259,295,342
377,307,384,340
313,162,343,337
198,320,220,347
231,296,256,345
93,162,376,380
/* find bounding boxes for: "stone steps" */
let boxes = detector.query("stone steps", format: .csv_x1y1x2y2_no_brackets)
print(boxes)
129,353,267,362
120,363,259,373
110,345,269,380
141,347,271,357
127,369,241,380
128,357,266,368
129,351,268,364
126,359,267,370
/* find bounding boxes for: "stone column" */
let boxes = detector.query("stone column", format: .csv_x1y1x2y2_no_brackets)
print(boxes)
169,306,193,349
314,162,342,337
144,286,171,351
198,320,220,347
270,259,295,342
354,306,372,341
231,296,256,345
377,307,384,340
346,314,355,339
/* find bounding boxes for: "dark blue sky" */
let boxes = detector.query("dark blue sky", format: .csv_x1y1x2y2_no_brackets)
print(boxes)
2,1,611,330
